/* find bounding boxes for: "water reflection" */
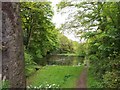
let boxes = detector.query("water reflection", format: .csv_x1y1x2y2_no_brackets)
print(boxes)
38,55,84,66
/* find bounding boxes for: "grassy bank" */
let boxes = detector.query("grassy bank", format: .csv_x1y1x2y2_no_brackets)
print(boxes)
27,65,83,88
87,68,103,88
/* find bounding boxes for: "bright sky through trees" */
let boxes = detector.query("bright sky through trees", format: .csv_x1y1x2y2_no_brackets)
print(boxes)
49,0,80,42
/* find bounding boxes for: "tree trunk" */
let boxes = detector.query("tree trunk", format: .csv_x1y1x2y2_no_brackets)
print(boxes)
2,2,26,88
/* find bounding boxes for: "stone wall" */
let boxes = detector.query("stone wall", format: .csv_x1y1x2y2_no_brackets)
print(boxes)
2,2,26,88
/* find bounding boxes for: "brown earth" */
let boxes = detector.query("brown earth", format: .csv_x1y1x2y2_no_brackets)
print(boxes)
76,67,88,90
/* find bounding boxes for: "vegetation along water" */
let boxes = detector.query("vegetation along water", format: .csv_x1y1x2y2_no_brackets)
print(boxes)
2,1,120,89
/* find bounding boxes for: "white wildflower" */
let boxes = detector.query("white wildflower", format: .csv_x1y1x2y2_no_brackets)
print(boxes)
48,85,51,88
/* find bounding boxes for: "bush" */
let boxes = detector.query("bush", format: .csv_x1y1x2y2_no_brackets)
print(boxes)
88,55,98,61
24,51,37,77
1,80,9,90
103,71,120,88
87,68,103,88
25,52,36,65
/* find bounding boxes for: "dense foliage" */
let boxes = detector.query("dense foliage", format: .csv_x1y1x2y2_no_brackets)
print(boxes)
20,2,59,60
57,1,120,88
79,2,120,88
20,2,59,76
20,2,79,77
19,1,120,88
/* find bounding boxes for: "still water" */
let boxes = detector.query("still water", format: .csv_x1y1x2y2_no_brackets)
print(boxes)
37,55,84,66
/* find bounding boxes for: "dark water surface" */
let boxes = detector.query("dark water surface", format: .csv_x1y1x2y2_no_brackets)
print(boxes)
37,55,84,66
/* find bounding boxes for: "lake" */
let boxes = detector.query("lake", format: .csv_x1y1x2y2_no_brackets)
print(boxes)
37,55,84,66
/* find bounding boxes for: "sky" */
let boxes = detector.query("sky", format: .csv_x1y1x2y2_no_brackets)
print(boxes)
49,0,81,42
50,0,66,28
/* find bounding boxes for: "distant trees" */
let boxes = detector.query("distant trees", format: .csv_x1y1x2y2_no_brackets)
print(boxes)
58,33,74,53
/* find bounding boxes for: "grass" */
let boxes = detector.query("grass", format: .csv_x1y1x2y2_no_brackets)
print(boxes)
0,80,10,90
27,65,83,88
87,68,103,88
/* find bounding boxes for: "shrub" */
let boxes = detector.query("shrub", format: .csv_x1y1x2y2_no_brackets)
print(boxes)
103,71,120,88
24,51,37,77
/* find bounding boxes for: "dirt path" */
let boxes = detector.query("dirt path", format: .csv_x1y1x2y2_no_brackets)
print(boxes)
76,67,87,89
